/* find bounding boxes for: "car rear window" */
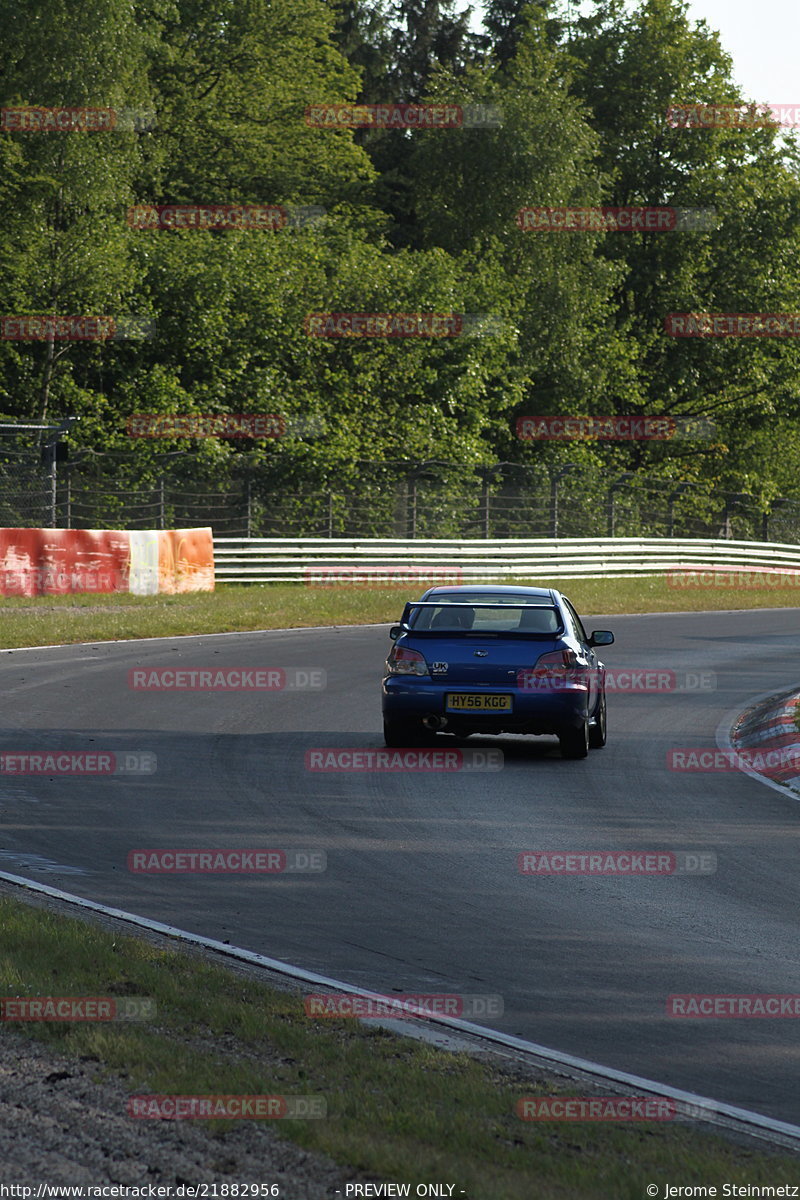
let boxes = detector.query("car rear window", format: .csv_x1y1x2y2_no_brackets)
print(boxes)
409,603,562,634
427,593,548,605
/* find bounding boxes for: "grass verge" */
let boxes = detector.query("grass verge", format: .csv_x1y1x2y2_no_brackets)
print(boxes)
1,576,799,649
0,895,797,1198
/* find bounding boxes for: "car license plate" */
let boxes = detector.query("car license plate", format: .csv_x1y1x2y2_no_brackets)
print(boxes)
445,693,513,712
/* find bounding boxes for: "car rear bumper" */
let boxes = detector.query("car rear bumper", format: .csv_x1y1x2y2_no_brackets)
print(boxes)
382,678,593,733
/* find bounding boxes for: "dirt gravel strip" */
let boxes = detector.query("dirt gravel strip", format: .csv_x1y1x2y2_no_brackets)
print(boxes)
0,1026,355,1196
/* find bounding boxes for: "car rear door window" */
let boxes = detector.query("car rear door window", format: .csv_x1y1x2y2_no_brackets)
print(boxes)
562,597,588,644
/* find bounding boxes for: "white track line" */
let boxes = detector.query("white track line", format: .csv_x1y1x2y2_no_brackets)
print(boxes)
0,623,393,654
2,869,799,1148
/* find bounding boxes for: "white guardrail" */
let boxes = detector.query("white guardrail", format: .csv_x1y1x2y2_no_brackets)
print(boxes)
212,536,800,584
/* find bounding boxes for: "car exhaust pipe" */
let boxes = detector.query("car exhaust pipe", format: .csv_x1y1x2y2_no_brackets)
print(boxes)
422,714,447,730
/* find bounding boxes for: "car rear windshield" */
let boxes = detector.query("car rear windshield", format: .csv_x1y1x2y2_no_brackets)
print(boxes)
408,602,563,635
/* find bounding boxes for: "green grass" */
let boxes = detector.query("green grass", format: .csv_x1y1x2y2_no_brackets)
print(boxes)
1,575,799,649
0,896,797,1197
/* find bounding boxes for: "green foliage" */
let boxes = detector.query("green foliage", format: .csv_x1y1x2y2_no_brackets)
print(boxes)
1,0,799,523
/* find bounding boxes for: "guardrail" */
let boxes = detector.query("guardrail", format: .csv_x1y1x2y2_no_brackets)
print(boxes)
213,536,800,584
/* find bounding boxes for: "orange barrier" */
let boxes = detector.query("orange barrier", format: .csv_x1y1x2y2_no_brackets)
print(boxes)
158,528,215,594
0,528,214,596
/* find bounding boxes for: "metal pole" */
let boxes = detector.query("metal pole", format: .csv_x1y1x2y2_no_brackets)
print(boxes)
159,477,165,530
482,474,490,538
607,473,634,538
551,465,578,539
245,478,252,538
49,448,57,528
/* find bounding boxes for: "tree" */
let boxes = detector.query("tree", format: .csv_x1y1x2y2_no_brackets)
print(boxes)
402,13,633,463
140,0,374,207
0,0,151,426
326,0,396,100
566,0,800,488
479,0,560,66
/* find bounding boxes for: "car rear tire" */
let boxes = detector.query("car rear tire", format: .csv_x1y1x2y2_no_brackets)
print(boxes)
588,694,607,749
560,718,589,759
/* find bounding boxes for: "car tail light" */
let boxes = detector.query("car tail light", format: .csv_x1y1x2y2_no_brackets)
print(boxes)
535,649,583,670
386,646,429,676
518,649,589,691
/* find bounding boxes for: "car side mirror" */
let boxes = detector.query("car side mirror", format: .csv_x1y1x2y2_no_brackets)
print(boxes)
389,625,404,641
589,630,614,647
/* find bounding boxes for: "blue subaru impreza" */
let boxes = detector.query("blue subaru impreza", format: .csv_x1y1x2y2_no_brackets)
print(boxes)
382,584,614,759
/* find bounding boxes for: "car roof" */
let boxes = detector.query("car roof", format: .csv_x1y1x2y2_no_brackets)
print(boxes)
421,584,558,600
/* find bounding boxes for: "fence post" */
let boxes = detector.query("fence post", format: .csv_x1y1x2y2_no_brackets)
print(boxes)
668,483,691,538
327,492,334,538
550,466,579,538
607,473,634,538
159,477,165,530
245,479,252,538
49,451,57,528
482,475,490,538
721,492,750,540
65,475,71,529
765,498,791,542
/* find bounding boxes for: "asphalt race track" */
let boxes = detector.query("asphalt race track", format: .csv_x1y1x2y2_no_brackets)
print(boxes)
1,608,800,1124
